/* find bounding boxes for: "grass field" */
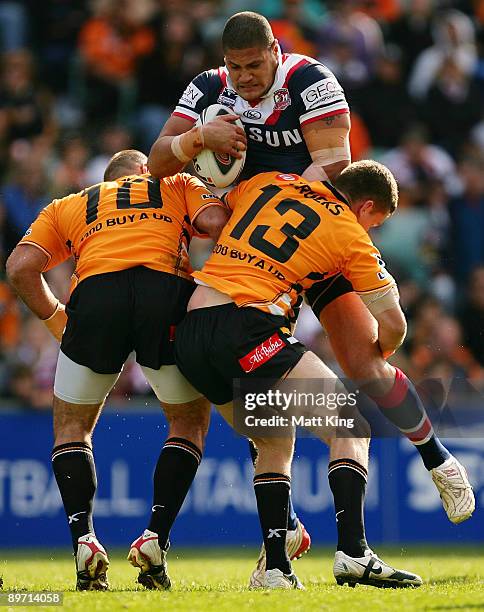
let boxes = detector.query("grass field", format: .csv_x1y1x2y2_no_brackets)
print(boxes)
1,546,483,611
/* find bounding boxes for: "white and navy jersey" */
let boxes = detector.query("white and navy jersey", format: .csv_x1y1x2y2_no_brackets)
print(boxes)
173,53,349,179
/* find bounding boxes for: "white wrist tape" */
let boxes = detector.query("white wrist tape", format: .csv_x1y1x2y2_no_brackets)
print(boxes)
171,135,191,163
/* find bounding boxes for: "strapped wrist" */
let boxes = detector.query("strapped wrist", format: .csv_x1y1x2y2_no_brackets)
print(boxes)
171,126,205,163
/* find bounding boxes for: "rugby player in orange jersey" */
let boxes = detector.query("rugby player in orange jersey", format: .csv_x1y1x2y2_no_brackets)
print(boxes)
146,10,363,565
175,161,474,589
6,149,230,591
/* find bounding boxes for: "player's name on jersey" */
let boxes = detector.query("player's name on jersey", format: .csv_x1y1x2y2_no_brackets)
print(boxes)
212,243,286,280
81,211,173,242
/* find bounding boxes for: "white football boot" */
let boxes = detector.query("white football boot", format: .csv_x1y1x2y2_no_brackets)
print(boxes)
249,519,311,588
334,549,422,589
431,456,475,524
128,529,171,590
260,568,305,590
75,533,109,591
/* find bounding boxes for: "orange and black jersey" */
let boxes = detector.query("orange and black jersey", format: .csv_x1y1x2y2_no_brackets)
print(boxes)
194,172,395,318
21,173,224,291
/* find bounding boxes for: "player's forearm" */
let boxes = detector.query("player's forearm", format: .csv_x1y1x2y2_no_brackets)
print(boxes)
195,206,231,241
148,137,187,178
7,264,59,320
148,128,205,178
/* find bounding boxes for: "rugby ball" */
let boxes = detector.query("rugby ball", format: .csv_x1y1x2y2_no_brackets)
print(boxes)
193,104,246,188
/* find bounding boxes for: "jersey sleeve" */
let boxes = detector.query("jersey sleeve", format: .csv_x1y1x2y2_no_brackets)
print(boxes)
341,232,395,295
172,71,219,123
290,62,349,127
181,175,226,232
19,200,71,271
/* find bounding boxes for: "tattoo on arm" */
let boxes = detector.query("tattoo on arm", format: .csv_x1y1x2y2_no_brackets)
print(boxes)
324,116,336,126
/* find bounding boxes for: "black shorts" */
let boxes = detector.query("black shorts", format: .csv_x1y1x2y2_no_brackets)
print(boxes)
305,273,354,319
61,266,195,374
174,304,306,405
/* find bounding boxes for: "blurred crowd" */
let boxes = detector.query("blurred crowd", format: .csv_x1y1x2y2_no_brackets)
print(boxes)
0,0,483,408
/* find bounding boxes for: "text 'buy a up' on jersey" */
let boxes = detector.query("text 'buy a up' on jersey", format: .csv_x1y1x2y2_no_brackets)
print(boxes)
173,53,349,178
21,173,223,291
194,172,395,319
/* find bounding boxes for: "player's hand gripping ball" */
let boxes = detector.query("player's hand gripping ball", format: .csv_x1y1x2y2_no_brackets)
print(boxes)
193,104,246,188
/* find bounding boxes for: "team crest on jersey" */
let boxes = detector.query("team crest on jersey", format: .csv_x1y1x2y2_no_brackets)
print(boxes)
277,174,297,181
273,88,291,111
217,87,237,108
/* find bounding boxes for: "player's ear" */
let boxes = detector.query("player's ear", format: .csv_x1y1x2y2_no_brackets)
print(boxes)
141,163,148,174
271,39,279,58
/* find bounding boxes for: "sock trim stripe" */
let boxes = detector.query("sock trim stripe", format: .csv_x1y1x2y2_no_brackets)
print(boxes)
371,367,409,409
254,474,290,486
52,447,93,461
163,441,201,464
328,457,367,472
253,479,291,488
408,420,434,444
328,462,368,481
400,413,427,434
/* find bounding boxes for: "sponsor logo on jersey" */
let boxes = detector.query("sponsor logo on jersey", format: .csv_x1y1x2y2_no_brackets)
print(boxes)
217,87,238,108
239,333,285,373
273,88,291,111
300,77,343,110
24,228,32,236
277,173,298,181
243,109,262,120
248,127,303,148
180,82,204,109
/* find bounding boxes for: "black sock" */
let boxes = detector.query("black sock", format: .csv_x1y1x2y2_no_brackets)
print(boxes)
52,442,97,553
370,368,450,470
148,437,202,549
328,459,368,558
253,473,291,574
249,440,298,531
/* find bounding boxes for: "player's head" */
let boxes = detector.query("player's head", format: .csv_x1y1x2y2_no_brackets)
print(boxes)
104,149,148,181
333,160,398,231
222,12,279,102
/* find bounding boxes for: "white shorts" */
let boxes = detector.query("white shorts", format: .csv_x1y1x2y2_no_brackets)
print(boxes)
53,350,202,405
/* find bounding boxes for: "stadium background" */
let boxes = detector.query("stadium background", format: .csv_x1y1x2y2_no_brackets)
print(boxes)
0,0,482,549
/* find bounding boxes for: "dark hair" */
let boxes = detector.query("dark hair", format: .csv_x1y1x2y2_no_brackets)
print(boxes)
103,149,147,181
333,160,399,214
222,12,274,51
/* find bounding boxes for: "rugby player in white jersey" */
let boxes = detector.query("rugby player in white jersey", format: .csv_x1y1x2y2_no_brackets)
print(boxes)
147,11,474,586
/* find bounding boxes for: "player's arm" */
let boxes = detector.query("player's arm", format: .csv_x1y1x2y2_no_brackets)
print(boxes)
359,286,407,359
148,115,247,179
341,232,406,359
293,64,351,182
6,204,71,341
301,112,351,183
181,175,232,242
6,244,67,341
148,73,247,178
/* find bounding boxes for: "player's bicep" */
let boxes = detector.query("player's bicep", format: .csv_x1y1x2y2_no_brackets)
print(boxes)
160,115,195,138
301,114,351,181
